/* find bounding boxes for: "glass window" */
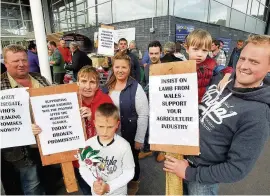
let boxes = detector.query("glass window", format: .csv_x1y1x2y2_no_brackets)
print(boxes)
24,21,34,34
251,0,259,17
232,0,248,13
75,0,85,4
1,19,9,28
1,0,20,4
112,0,155,23
260,0,267,5
21,5,32,20
77,14,86,25
1,3,21,20
210,0,231,27
230,9,245,30
255,19,265,34
245,15,257,33
1,19,11,35
76,1,85,11
257,3,265,21
98,0,112,24
87,0,97,26
60,22,68,31
247,0,252,15
8,20,23,35
156,0,168,16
170,0,208,22
215,0,232,7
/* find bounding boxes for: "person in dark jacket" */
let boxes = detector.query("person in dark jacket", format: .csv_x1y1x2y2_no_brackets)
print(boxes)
1,62,7,74
118,38,140,81
228,40,244,69
65,42,92,81
164,34,270,195
161,41,183,63
103,51,149,195
27,43,40,73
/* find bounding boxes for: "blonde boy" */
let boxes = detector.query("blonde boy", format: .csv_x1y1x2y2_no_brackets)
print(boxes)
185,29,232,102
79,103,135,195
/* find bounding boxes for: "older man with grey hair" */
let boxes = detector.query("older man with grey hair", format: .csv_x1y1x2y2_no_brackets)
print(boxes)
129,40,142,60
161,41,183,63
65,41,92,80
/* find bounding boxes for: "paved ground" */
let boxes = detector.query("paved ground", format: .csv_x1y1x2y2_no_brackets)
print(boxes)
58,139,270,195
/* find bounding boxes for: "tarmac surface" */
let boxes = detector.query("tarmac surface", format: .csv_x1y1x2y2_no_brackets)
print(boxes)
57,139,270,195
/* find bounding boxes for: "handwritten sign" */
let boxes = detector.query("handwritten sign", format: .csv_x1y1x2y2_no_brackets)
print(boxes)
97,28,114,56
30,92,85,155
0,88,36,148
149,70,199,146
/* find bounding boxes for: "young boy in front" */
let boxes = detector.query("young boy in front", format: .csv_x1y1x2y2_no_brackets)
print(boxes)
73,66,113,195
79,103,135,195
185,29,233,102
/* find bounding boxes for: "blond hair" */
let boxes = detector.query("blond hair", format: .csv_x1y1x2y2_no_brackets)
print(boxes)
185,29,212,51
106,50,131,90
3,44,26,61
246,34,270,45
77,66,100,85
246,34,270,61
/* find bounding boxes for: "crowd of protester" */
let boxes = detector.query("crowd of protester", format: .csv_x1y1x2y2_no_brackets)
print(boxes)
1,29,270,195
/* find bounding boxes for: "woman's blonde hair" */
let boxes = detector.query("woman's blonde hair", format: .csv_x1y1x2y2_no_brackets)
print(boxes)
185,29,212,51
106,50,131,90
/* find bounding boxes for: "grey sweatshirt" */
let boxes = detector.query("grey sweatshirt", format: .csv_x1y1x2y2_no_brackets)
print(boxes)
186,77,270,183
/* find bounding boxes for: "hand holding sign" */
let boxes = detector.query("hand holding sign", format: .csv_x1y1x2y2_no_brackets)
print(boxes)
163,155,189,179
80,107,91,120
32,124,42,135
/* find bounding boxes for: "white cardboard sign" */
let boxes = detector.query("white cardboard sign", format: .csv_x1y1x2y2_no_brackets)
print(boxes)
149,73,199,146
114,28,136,45
97,28,115,56
0,88,36,148
30,92,85,155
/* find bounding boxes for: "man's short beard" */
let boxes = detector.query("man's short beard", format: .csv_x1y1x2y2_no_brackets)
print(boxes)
151,58,160,64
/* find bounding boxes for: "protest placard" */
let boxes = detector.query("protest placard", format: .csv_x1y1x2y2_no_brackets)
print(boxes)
114,27,136,44
29,84,86,193
149,61,199,195
30,92,85,155
149,61,200,154
97,27,115,56
0,88,35,149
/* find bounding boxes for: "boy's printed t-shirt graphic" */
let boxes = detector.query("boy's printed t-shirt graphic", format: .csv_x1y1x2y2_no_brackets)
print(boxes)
77,146,121,181
78,135,135,195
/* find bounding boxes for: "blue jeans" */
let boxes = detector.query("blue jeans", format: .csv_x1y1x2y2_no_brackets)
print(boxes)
74,168,92,195
184,180,219,195
19,165,45,195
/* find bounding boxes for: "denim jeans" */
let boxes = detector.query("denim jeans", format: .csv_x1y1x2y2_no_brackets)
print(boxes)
19,165,45,195
183,180,219,195
74,168,92,195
